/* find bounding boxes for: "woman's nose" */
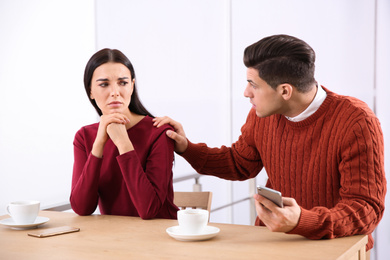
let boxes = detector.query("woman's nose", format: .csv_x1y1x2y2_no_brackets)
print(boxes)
110,85,120,97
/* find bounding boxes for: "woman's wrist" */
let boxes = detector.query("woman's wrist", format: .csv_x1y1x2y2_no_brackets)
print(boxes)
117,140,134,155
91,141,105,158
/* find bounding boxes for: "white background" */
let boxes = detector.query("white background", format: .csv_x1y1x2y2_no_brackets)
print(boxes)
0,1,389,259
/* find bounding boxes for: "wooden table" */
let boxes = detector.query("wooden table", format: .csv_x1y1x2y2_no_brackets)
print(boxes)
0,211,367,260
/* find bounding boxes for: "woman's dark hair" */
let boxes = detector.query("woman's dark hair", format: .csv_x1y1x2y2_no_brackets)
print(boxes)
83,48,153,117
243,34,316,93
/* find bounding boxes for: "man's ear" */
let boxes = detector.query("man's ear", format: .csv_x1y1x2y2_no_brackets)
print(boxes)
278,84,293,101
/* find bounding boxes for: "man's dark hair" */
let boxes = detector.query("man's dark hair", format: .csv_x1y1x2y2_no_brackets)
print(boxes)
244,34,316,92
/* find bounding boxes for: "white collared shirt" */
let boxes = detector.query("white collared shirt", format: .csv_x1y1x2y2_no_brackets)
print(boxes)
285,84,327,122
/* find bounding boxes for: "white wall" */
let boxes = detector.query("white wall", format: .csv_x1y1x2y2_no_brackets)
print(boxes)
373,1,390,259
0,0,96,212
0,0,388,259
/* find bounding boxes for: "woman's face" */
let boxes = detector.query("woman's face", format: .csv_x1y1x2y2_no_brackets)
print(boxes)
90,62,134,116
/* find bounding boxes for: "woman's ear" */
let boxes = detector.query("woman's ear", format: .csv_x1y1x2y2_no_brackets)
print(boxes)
130,79,135,93
90,93,94,100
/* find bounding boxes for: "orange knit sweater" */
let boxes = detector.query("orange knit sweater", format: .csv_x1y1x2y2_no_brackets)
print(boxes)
182,88,386,250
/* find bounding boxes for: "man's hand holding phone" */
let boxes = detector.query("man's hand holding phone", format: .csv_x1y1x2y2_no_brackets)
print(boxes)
254,186,301,233
257,186,283,208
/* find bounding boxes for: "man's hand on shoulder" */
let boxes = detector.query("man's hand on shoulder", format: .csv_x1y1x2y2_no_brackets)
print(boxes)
153,116,189,154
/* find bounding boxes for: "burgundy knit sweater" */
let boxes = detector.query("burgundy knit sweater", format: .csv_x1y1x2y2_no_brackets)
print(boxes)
71,116,178,220
182,88,386,250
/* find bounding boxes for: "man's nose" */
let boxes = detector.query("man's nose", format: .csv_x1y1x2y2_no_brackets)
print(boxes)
244,84,252,98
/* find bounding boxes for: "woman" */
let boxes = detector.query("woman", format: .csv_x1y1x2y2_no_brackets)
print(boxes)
70,48,178,219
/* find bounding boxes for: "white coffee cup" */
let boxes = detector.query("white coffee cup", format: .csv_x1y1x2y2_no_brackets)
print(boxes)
177,208,209,234
6,200,40,225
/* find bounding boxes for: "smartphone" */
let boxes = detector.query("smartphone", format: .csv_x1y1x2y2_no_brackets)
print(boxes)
28,226,80,238
257,186,283,208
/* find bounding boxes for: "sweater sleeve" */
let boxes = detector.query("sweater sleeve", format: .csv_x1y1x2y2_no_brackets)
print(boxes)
182,109,263,180
70,129,101,215
288,115,386,249
116,129,175,219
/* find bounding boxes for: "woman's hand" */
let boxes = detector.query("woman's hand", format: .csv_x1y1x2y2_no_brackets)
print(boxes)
153,116,188,153
253,194,301,233
92,113,130,157
107,123,133,154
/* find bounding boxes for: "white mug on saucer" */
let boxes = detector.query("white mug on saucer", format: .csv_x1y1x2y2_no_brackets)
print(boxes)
177,208,209,234
6,200,40,225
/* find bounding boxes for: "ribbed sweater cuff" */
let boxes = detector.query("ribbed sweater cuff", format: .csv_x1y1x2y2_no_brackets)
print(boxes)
287,207,319,237
287,207,373,250
181,139,206,170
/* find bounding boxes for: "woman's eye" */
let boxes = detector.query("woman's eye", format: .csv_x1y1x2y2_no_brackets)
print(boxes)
119,81,129,86
99,82,108,87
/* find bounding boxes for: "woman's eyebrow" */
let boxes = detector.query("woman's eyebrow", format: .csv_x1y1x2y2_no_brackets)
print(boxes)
96,78,108,82
96,77,129,82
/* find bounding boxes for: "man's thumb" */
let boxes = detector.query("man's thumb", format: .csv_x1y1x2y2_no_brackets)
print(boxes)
166,130,175,139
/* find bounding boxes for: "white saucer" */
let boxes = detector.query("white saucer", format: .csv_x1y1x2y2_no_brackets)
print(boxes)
166,225,220,241
0,216,50,230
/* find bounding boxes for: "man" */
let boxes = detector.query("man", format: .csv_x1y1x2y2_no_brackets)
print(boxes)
153,34,386,252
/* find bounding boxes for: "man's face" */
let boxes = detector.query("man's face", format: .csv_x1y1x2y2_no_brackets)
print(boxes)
244,67,284,118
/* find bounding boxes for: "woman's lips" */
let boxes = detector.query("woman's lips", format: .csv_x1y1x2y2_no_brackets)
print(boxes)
108,101,122,107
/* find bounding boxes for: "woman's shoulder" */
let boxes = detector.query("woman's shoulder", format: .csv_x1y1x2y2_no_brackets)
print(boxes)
133,116,174,140
75,122,99,138
139,116,173,131
78,122,99,131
